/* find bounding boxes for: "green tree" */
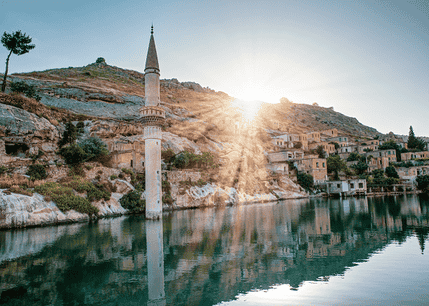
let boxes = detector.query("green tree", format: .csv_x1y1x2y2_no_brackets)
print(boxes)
351,161,368,175
59,144,89,165
297,172,314,191
416,175,429,192
59,122,79,147
408,126,426,151
315,145,326,158
78,137,109,161
1,31,35,92
327,155,347,180
385,166,399,179
347,152,361,162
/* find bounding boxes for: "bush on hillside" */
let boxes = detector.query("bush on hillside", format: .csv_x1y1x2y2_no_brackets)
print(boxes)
60,144,89,165
10,81,41,102
120,190,145,212
78,137,109,161
297,172,314,191
26,164,47,181
34,182,98,216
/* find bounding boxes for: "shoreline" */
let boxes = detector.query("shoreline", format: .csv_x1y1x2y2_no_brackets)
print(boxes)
1,189,421,231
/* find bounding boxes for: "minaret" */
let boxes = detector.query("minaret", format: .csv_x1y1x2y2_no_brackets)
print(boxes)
141,26,165,219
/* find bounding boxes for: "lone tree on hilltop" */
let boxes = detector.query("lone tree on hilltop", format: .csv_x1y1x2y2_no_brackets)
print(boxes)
1,30,35,92
407,126,426,151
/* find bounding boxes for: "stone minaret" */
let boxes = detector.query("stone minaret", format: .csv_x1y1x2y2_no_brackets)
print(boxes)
141,26,165,219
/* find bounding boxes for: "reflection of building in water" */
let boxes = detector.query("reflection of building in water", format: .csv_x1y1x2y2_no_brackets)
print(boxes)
146,220,165,306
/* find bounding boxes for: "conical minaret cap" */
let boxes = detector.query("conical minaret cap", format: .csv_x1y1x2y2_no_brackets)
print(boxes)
145,26,159,72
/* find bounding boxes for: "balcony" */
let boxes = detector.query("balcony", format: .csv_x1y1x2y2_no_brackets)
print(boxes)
139,106,166,126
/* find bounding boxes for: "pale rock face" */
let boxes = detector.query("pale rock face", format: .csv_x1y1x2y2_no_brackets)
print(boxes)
113,179,135,194
93,193,128,217
0,190,89,229
0,189,130,229
0,103,60,139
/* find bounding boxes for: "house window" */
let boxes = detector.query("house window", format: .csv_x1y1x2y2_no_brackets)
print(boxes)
323,162,325,168
359,183,363,188
130,160,133,167
337,184,340,188
350,183,354,189
316,162,319,167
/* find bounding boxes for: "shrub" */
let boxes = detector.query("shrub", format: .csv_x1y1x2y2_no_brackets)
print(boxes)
10,81,41,102
34,182,98,216
110,175,118,180
60,144,89,165
173,152,190,168
78,137,109,161
385,166,399,179
416,175,429,192
26,164,47,181
0,166,8,175
121,168,133,175
120,190,145,212
58,121,79,147
161,149,176,163
297,172,314,191
96,57,106,64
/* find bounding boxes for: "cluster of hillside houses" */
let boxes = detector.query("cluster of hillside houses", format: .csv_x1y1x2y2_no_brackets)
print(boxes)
266,128,429,195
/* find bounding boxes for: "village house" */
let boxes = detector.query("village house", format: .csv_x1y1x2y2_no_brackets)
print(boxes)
307,132,321,143
272,134,294,150
268,150,305,163
397,165,429,182
107,139,145,172
320,128,338,138
401,151,429,161
364,149,397,171
308,142,336,155
293,156,328,183
326,179,367,196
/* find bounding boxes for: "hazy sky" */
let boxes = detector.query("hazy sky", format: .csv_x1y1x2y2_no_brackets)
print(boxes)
1,0,429,136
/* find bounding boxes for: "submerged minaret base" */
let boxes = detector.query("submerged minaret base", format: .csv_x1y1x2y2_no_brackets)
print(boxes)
141,26,165,220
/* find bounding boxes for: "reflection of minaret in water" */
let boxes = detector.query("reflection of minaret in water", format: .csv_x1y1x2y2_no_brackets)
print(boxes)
146,220,165,306
141,25,165,219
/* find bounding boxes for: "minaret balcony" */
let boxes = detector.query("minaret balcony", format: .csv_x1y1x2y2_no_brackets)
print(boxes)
140,106,166,126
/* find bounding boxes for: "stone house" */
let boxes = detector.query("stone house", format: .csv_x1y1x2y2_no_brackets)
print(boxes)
364,149,397,171
327,179,367,196
308,142,336,155
397,165,429,182
293,156,328,183
267,150,305,163
320,128,338,138
307,132,321,143
107,139,145,172
401,151,429,162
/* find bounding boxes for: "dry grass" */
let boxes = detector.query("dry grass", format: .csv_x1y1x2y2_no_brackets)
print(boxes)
0,174,42,189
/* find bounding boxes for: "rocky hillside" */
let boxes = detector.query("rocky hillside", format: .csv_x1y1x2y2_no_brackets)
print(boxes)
5,62,379,137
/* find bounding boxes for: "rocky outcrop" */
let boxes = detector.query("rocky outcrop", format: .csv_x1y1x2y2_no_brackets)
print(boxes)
0,188,132,229
0,190,89,229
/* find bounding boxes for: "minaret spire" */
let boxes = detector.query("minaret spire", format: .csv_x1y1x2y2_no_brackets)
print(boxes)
145,25,159,72
141,26,165,220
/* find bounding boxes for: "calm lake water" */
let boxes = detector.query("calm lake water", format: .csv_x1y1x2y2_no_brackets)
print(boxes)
1,195,429,305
